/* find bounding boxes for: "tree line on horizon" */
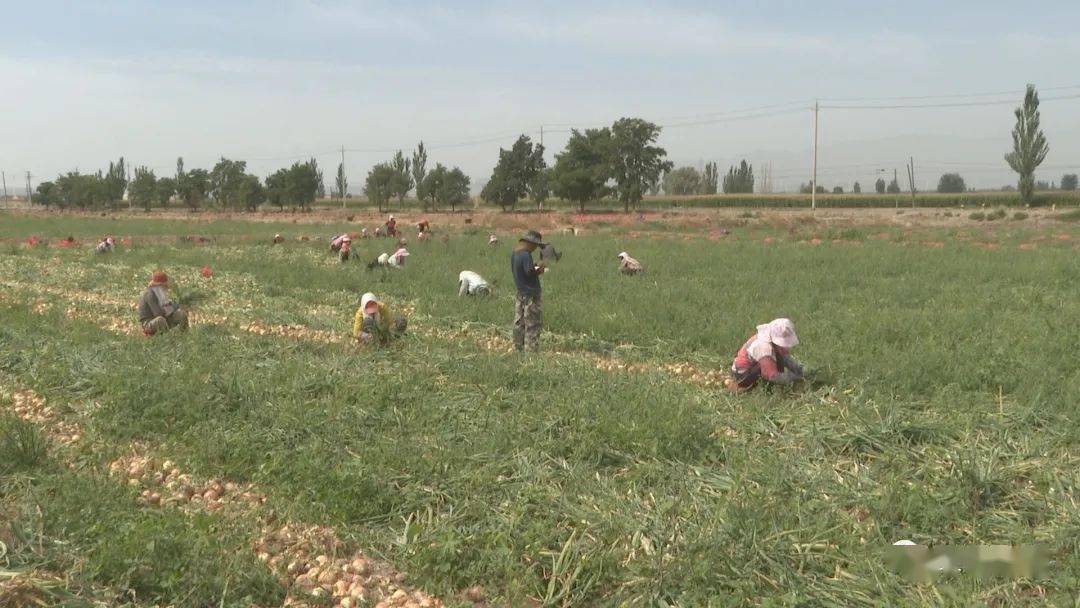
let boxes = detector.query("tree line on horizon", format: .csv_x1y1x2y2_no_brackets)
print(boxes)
26,85,1068,211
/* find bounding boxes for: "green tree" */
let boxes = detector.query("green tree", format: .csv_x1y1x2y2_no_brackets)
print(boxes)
155,176,176,209
335,162,348,200
937,173,967,193
530,167,550,211
425,163,471,213
182,168,210,211
129,166,157,211
1061,174,1078,191
874,178,886,194
308,158,325,200
389,151,412,206
103,157,127,208
853,181,862,194
266,169,288,210
288,160,321,210
1005,84,1050,204
832,186,844,194
35,181,57,209
364,163,397,213
551,128,612,213
411,142,428,209
210,158,247,209
480,135,546,211
663,167,701,195
701,162,719,195
722,160,754,194
886,178,901,194
609,117,672,212
236,174,266,211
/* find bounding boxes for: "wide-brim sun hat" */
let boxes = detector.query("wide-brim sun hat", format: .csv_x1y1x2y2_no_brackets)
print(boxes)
764,318,799,348
149,271,169,287
519,230,546,246
617,252,628,259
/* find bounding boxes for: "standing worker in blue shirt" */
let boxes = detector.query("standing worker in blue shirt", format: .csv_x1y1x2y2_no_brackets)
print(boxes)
511,230,547,352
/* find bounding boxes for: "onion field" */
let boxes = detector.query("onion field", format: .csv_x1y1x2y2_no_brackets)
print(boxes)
1,210,1078,607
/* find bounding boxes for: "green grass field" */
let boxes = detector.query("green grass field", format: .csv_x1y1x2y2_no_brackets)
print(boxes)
1,213,1078,607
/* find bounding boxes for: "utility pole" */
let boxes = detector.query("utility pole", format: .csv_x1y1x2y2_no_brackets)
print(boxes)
540,125,544,148
2,171,7,209
340,145,346,208
811,100,819,210
906,156,916,208
25,171,32,206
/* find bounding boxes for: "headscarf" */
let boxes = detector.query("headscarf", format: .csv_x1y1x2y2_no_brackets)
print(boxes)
360,292,380,319
756,318,799,348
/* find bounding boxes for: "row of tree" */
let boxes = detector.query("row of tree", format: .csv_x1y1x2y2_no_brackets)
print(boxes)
34,157,325,211
362,143,472,212
478,117,680,212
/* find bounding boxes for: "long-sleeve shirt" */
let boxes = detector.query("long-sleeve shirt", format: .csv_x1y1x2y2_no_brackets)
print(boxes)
511,248,541,297
619,256,643,273
137,288,172,323
733,333,793,381
458,271,489,296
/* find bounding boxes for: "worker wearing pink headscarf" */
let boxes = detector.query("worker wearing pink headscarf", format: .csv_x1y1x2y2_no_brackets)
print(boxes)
728,318,805,390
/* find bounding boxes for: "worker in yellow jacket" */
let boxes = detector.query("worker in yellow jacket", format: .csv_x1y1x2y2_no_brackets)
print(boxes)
353,292,408,345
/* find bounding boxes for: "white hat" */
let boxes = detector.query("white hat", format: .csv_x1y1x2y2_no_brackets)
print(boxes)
342,236,351,243
617,252,629,259
757,318,799,348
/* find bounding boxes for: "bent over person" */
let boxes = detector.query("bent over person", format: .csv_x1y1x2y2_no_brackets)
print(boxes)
458,270,490,296
511,230,546,352
138,271,189,336
353,292,408,345
727,318,805,391
617,251,643,274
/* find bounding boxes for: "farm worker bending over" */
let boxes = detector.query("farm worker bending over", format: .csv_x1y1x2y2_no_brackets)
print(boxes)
488,233,499,246
137,271,189,336
511,230,547,352
417,219,430,234
385,215,398,237
273,233,285,245
458,270,491,296
617,251,643,274
95,236,115,254
727,318,805,390
387,247,410,268
339,237,352,262
353,292,408,345
330,234,347,253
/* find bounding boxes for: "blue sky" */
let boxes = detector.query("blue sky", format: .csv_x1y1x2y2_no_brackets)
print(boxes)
2,0,1079,192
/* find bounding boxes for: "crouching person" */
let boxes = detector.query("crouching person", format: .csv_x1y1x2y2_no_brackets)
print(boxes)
617,251,643,274
353,292,408,345
727,318,805,391
138,271,189,336
458,270,491,296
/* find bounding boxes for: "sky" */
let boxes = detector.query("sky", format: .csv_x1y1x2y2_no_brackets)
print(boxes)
2,0,1079,194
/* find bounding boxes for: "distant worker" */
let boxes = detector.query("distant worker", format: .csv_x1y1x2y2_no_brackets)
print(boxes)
339,236,352,262
617,251,643,274
374,227,385,238
488,233,499,246
458,270,491,296
272,233,285,245
353,292,408,345
726,318,805,391
511,230,547,352
418,230,431,243
417,219,431,235
539,243,561,262
137,271,189,336
360,228,369,239
385,215,398,237
95,236,115,254
330,234,348,253
370,246,410,269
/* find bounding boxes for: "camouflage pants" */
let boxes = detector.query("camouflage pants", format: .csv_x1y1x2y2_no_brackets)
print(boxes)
143,309,189,336
513,293,542,352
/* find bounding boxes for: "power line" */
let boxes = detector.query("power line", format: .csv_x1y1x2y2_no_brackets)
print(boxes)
819,83,1080,103
821,93,1080,110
